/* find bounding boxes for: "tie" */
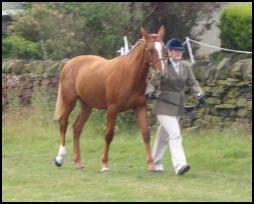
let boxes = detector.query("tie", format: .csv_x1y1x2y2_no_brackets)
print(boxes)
176,64,180,76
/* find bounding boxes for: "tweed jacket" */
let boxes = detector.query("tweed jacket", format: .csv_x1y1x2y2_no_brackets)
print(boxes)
146,59,203,116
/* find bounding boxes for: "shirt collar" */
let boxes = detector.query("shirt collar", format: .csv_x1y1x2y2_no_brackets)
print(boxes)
168,58,180,68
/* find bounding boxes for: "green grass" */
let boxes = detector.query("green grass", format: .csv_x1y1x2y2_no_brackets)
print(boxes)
2,99,252,201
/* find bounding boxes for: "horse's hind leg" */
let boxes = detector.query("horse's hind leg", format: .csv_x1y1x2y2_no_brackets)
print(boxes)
55,86,77,167
73,100,92,169
55,103,76,167
101,105,118,172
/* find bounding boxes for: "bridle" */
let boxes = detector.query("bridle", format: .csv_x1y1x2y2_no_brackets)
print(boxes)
145,40,167,67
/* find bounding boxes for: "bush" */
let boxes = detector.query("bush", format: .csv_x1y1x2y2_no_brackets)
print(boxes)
2,35,42,59
7,2,136,60
218,3,252,51
7,2,223,60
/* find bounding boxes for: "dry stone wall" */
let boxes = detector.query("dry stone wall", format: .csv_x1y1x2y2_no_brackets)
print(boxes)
2,59,68,111
2,57,252,130
182,58,252,129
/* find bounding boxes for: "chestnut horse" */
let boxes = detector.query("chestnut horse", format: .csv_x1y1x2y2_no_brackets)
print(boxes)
54,25,166,172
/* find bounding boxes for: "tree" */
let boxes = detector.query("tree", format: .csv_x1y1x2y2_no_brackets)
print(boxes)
7,2,223,60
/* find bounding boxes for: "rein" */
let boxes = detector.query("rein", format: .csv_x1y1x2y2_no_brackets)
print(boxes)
151,96,202,113
149,58,166,66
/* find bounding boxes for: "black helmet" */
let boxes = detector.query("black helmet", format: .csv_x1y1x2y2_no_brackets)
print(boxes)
166,38,184,51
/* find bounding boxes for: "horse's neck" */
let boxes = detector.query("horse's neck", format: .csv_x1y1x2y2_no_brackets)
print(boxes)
125,42,149,88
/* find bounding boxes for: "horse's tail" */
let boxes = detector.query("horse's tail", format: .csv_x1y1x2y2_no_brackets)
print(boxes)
54,83,63,120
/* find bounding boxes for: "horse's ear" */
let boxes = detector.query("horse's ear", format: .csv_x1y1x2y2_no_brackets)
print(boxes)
140,26,148,39
158,25,165,40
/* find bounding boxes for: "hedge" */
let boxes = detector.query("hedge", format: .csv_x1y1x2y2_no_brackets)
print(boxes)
218,3,252,51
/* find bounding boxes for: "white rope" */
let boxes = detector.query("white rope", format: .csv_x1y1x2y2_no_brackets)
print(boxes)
188,38,252,54
183,39,188,45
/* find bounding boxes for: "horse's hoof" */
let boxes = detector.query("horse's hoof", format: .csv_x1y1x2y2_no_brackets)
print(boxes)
148,167,156,172
55,159,62,167
77,166,85,170
101,167,109,172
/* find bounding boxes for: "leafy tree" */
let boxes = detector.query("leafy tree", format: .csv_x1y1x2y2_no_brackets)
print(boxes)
131,3,222,40
8,3,85,59
7,2,224,60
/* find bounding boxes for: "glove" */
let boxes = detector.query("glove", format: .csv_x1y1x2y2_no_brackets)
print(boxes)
146,92,157,100
198,93,206,104
184,106,195,112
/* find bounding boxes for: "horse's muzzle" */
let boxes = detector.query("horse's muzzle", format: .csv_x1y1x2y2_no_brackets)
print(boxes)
156,72,162,80
156,71,167,80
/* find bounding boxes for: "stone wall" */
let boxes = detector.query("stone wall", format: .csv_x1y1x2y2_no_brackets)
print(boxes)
2,57,252,130
182,57,252,129
2,59,68,111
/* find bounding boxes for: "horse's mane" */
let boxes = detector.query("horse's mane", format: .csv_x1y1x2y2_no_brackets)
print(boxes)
124,37,145,56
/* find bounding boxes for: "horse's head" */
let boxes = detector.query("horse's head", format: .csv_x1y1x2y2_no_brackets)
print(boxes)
141,25,167,79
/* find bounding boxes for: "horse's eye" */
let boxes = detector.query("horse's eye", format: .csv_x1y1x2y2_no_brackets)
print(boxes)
149,49,154,54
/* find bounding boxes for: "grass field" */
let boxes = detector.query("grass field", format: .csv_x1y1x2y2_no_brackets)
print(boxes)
2,98,252,202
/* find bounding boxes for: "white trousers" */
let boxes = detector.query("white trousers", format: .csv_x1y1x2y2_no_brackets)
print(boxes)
152,115,187,173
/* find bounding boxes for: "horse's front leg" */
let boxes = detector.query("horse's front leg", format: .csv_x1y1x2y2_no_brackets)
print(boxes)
101,105,118,172
135,105,155,172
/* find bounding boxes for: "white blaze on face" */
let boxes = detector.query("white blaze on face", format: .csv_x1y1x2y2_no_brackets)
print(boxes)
154,42,165,76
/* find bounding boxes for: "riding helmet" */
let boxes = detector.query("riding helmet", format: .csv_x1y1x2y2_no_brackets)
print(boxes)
166,38,184,51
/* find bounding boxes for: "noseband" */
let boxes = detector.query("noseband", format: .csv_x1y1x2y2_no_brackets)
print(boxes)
145,40,167,66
